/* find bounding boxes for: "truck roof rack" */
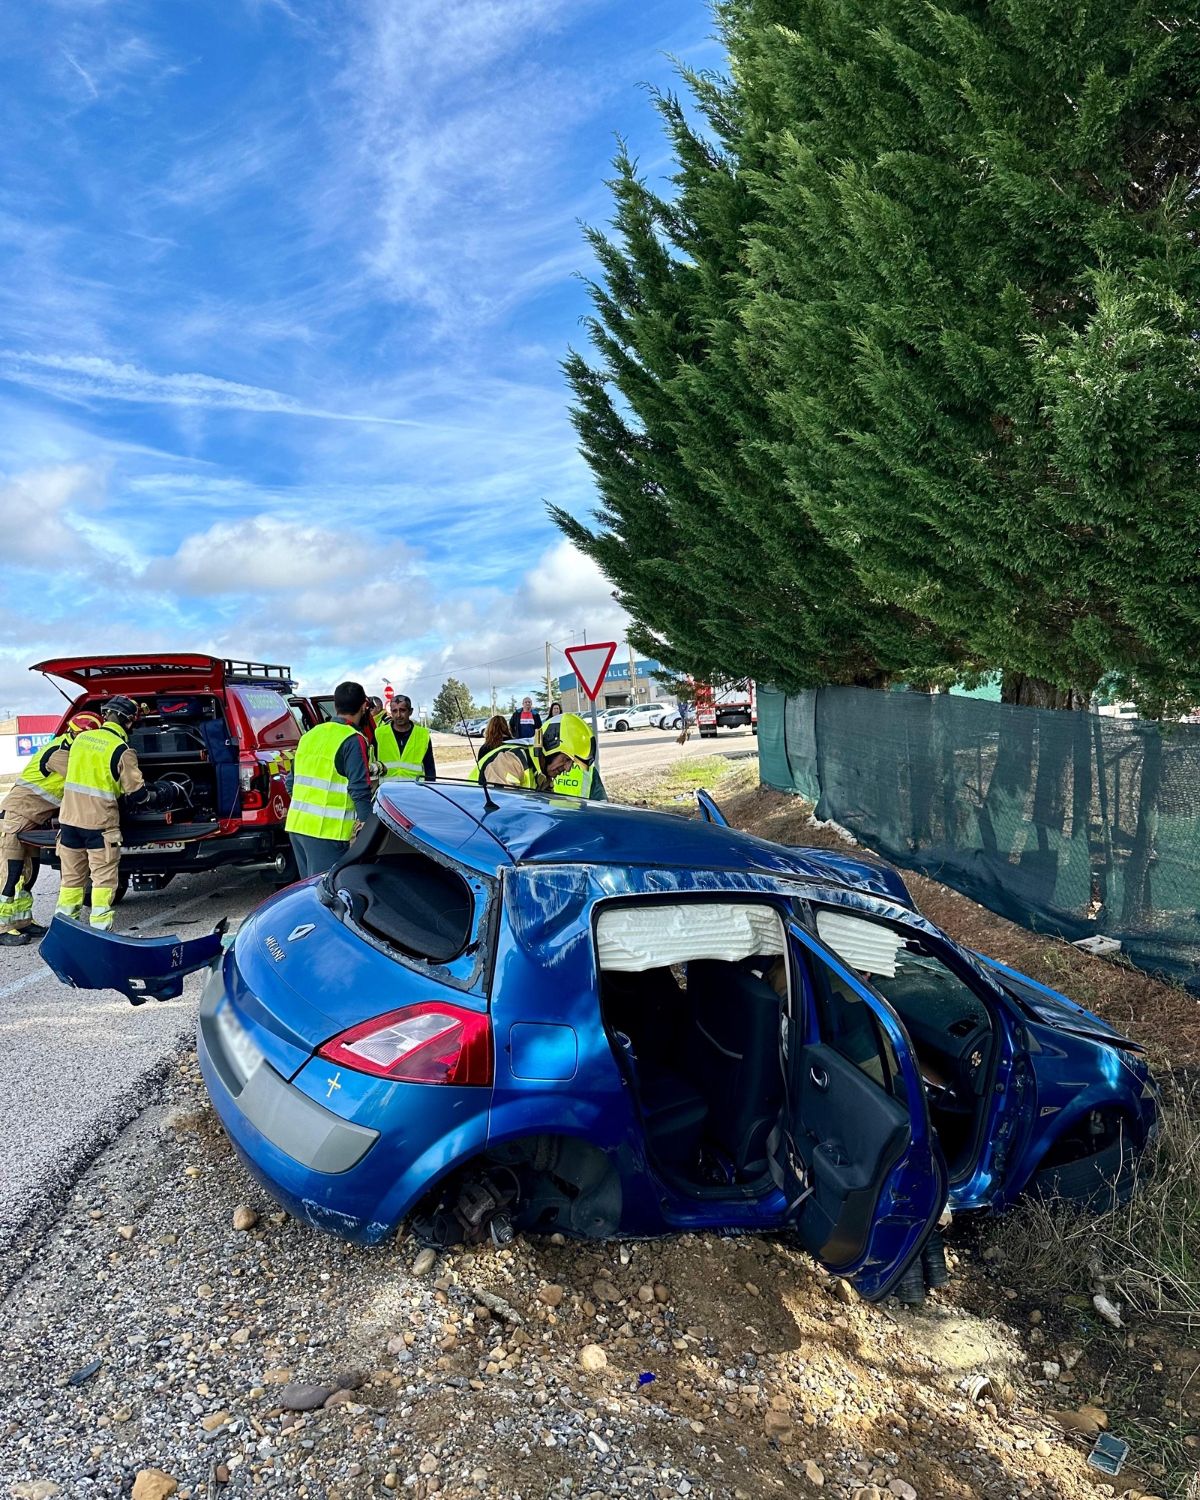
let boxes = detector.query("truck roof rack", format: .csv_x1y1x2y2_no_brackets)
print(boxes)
223,660,296,689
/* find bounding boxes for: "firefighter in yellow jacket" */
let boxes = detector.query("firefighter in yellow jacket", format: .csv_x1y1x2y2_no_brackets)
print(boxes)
0,712,101,946
470,712,605,799
54,697,181,932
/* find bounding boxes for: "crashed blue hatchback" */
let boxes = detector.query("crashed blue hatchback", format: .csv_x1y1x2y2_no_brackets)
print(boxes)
43,781,1157,1301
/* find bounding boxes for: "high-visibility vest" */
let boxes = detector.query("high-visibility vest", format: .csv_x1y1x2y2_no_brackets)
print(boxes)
19,732,72,806
375,722,431,780
551,763,594,798
285,721,363,840
470,741,540,789
63,724,128,811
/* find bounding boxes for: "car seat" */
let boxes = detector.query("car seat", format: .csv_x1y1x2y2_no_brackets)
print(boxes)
685,959,782,1178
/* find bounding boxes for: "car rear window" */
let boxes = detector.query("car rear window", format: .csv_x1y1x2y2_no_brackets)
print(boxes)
327,816,496,993
231,687,301,748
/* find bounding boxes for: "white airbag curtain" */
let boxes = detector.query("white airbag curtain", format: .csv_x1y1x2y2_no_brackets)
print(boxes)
596,903,784,972
814,910,903,978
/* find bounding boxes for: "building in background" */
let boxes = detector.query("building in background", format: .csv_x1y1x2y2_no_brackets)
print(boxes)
554,658,669,713
0,715,60,776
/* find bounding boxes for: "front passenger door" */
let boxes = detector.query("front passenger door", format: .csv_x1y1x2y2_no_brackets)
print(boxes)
779,922,947,1300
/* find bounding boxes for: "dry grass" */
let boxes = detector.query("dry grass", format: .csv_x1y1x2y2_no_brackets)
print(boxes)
993,1085,1200,1329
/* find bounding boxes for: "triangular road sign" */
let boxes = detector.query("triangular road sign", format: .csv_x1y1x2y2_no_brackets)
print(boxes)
564,641,618,702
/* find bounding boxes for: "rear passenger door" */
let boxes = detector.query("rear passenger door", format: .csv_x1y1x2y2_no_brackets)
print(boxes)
780,922,946,1300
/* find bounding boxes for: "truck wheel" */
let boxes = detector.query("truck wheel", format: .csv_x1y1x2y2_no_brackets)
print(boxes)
700,729,717,739
273,845,299,886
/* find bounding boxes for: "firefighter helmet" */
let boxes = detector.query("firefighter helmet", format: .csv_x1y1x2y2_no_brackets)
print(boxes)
541,712,595,766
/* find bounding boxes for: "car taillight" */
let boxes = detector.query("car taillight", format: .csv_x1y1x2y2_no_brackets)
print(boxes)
317,1003,492,1086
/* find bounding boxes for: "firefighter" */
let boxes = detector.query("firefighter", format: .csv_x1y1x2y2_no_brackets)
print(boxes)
284,680,374,878
0,712,102,946
375,694,436,782
54,698,181,932
471,712,605,799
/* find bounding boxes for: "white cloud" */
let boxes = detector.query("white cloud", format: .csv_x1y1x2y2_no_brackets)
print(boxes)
0,462,106,566
0,352,433,429
169,515,412,594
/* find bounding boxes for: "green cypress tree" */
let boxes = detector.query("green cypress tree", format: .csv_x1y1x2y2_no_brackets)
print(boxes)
734,0,1200,709
554,87,962,692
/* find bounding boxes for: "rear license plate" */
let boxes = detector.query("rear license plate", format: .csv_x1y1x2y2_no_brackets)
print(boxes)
122,841,186,854
216,998,264,1082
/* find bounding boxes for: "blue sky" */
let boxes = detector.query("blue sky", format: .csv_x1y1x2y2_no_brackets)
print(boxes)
0,0,720,714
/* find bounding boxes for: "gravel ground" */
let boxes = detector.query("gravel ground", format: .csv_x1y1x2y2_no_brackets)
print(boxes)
0,866,274,1273
1,1056,1120,1500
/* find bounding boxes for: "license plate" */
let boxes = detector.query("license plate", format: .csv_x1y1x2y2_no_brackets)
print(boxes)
122,841,186,854
216,998,264,1082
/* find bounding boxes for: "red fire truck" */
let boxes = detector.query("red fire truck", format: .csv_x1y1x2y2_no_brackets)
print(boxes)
694,680,757,738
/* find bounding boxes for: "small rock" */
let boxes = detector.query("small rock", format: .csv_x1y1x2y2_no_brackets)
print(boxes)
262,1367,294,1384
131,1473,178,1500
200,1411,229,1432
853,1491,884,1500
803,1461,825,1487
637,1285,655,1303
230,1328,250,1345
280,1383,334,1412
1033,1439,1052,1458
763,1410,793,1441
412,1248,437,1277
117,1224,135,1241
578,1344,608,1373
214,1466,230,1485
323,1389,356,1408
1051,1405,1107,1437
981,1246,1003,1263
538,1284,565,1308
1028,1309,1042,1326
10,1485,63,1499
593,1279,620,1302
653,1283,669,1303
887,1482,917,1500
232,1205,258,1232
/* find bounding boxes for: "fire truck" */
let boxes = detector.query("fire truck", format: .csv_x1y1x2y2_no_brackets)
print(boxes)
694,680,757,738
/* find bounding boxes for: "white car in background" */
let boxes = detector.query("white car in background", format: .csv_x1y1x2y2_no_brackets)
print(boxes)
600,702,671,732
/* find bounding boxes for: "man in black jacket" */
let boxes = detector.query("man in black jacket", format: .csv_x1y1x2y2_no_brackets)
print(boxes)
509,696,541,741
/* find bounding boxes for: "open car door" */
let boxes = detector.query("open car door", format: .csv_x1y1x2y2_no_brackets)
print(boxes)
778,919,947,1300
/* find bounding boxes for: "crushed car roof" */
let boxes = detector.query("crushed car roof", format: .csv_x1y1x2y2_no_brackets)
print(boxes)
377,780,914,907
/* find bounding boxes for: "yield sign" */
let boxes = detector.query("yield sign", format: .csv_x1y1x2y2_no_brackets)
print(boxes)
565,641,617,702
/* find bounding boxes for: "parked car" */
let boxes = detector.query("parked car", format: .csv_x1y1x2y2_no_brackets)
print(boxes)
23,655,320,894
601,701,671,732
652,705,695,731
43,781,1159,1301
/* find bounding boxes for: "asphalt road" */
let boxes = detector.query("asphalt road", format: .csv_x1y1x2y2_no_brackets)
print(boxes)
0,725,757,1257
0,865,277,1257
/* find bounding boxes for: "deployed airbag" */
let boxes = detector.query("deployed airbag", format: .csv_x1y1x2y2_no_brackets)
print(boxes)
815,911,903,979
596,902,783,972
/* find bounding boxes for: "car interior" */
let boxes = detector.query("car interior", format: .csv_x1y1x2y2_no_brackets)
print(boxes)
812,910,994,1182
329,828,474,965
597,901,788,1191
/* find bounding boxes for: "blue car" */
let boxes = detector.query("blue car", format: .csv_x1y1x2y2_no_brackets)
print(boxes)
41,782,1158,1302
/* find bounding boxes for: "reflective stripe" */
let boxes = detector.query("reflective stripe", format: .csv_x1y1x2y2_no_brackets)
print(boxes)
287,795,355,826
293,773,345,792
25,784,62,806
63,781,119,802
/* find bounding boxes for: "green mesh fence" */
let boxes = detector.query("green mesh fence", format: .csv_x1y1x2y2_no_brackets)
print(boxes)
758,686,1200,990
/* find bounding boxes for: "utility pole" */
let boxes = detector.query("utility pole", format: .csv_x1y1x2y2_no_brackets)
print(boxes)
489,668,496,715
628,641,640,704
544,641,553,710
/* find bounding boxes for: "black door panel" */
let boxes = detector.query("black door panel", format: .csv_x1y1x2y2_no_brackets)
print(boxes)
793,1042,910,1266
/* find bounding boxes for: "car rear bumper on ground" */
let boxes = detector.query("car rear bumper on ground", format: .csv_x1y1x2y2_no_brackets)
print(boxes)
197,965,491,1242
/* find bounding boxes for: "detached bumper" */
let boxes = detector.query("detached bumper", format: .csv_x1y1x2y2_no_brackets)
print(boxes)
38,915,227,1004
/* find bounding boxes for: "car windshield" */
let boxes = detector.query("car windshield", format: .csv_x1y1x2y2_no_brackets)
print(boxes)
326,814,497,994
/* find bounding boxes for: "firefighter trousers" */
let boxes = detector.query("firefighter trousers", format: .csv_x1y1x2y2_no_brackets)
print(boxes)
56,826,122,930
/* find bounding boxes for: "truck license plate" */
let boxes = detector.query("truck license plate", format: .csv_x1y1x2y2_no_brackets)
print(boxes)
122,841,186,854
